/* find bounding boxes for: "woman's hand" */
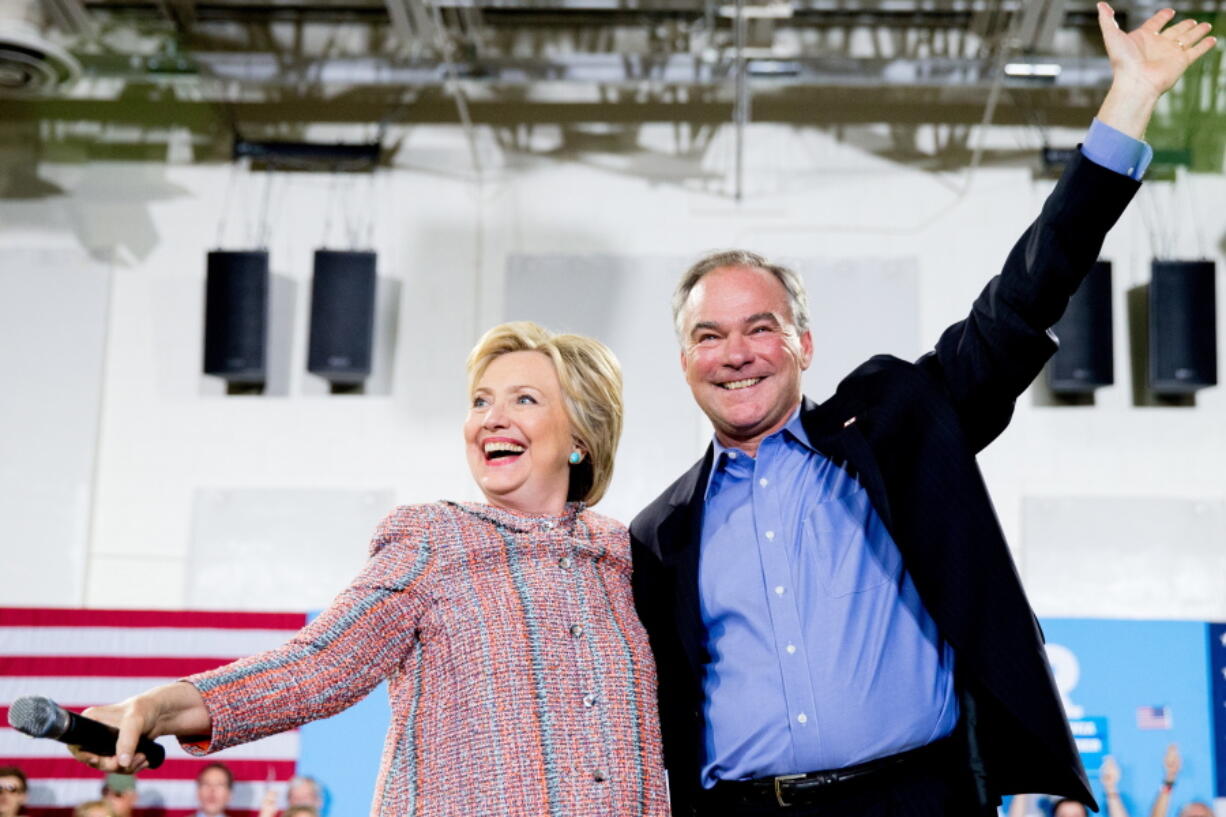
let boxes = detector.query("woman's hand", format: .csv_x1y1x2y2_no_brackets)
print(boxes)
67,682,211,774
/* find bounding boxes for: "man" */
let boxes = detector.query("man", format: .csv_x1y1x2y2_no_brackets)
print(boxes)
101,773,138,817
194,763,234,817
630,5,1216,816
0,767,28,817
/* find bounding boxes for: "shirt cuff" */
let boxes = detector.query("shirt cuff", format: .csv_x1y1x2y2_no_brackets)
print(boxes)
1079,117,1153,180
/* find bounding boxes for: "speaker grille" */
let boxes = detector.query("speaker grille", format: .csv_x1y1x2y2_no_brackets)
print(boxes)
308,250,377,384
203,251,269,383
1049,260,1113,393
1149,260,1217,393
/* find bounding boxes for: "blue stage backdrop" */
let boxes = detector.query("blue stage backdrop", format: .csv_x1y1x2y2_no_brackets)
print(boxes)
1041,619,1217,815
295,615,1224,816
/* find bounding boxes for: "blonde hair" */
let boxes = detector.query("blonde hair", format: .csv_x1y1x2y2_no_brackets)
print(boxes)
466,322,623,506
73,802,116,817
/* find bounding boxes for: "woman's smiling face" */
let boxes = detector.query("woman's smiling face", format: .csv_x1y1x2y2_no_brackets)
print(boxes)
464,350,576,515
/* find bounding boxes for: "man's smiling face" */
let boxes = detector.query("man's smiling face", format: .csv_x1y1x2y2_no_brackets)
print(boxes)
678,264,812,455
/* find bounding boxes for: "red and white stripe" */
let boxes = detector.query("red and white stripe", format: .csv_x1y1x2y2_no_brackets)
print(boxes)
0,608,307,817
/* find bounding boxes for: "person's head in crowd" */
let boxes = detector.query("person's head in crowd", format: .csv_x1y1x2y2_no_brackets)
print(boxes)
101,773,137,817
1178,803,1213,817
465,322,624,513
672,252,814,455
283,807,317,817
0,766,28,817
1051,798,1088,817
195,762,233,817
285,776,322,811
73,800,115,817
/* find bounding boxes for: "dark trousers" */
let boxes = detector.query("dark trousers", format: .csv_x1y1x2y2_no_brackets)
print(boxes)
694,757,995,817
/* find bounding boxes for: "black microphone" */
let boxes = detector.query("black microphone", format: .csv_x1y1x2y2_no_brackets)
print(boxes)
7,696,166,769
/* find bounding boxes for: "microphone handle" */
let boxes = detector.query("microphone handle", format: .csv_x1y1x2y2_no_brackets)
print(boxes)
66,710,167,769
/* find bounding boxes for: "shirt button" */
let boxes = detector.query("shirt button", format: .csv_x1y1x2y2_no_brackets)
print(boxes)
759,477,769,487
569,624,584,637
583,693,597,707
728,451,737,460
543,521,554,530
774,585,785,596
797,713,808,724
786,644,796,654
558,556,573,569
765,530,775,540
593,770,608,782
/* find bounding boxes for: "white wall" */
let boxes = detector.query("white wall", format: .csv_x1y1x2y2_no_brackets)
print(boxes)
1,122,1223,618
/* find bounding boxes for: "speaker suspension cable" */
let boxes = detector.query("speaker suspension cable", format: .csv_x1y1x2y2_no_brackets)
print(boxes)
1178,167,1209,259
321,169,339,249
215,155,242,247
256,162,275,248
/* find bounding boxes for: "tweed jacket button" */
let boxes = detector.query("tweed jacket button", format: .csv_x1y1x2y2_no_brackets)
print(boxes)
570,624,584,637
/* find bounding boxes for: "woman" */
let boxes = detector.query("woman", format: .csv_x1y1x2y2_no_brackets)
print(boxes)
71,322,668,817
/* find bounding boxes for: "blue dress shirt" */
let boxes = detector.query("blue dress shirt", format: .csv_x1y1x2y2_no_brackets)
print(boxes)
697,117,1151,787
1082,117,1153,180
699,409,959,785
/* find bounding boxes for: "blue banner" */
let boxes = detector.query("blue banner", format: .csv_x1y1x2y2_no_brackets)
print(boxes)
1210,623,1226,798
1043,619,1215,814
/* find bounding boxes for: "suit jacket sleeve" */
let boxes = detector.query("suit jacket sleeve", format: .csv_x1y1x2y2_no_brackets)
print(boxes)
918,152,1140,452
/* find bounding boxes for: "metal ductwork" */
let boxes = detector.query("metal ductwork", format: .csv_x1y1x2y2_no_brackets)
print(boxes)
0,0,81,95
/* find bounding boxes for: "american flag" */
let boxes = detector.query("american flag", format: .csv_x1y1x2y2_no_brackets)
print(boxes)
0,607,308,817
1135,704,1173,730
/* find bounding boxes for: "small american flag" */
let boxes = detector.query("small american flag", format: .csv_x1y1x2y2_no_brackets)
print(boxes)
1,607,307,817
1135,705,1173,730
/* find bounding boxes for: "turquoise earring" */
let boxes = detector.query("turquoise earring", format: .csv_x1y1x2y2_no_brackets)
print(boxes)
569,451,583,465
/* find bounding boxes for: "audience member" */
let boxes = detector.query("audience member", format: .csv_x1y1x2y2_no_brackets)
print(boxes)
257,775,324,817
1005,756,1127,817
72,801,115,817
101,773,137,817
0,767,28,817
194,762,233,817
285,777,322,812
1147,744,1214,817
1175,804,1213,817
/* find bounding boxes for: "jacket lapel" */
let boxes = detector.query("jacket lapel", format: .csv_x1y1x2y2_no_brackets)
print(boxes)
657,446,714,669
801,396,893,529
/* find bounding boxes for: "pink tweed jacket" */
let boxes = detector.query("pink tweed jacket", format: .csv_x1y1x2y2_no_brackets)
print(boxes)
182,501,669,817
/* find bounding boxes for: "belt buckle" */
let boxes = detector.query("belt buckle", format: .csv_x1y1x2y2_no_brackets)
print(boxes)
773,773,806,808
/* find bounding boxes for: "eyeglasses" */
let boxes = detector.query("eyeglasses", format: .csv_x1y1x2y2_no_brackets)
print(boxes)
0,784,25,794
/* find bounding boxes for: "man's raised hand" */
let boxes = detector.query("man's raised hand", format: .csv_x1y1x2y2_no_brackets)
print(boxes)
1098,3,1216,96
1094,3,1217,138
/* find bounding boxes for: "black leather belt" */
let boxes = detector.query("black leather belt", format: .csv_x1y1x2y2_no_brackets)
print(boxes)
706,737,953,809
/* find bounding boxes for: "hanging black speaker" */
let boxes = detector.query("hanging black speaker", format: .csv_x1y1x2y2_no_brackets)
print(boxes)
1048,260,1113,393
308,250,377,384
203,250,269,383
1149,260,1217,393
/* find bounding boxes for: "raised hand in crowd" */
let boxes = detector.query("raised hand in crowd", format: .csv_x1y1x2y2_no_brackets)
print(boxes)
1101,756,1131,817
1149,744,1181,817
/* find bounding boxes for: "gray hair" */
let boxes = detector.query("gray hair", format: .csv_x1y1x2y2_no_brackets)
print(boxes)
287,776,322,804
671,250,810,340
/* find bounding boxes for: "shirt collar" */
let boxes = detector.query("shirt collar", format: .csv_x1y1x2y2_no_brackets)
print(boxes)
705,402,814,499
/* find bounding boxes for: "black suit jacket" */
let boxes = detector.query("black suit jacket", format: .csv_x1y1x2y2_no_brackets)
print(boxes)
630,153,1140,816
